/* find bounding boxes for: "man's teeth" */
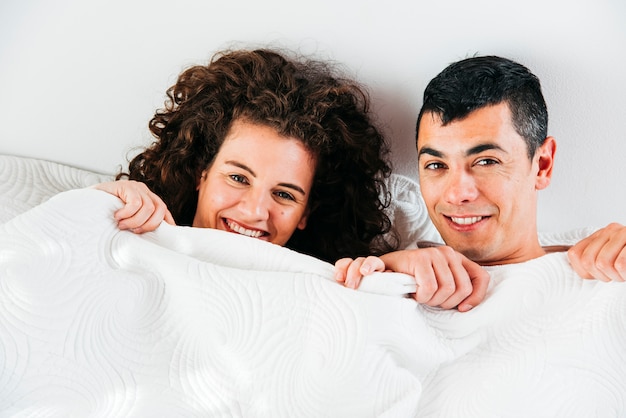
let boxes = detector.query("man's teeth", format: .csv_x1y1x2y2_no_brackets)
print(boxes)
451,216,483,225
226,220,264,238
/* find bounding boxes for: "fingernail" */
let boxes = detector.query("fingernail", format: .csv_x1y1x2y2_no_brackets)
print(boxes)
459,304,473,312
361,264,371,274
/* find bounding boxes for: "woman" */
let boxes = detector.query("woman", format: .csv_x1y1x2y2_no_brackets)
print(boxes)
96,48,398,263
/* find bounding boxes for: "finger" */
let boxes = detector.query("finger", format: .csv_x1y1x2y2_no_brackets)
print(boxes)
344,257,367,289
164,209,176,226
380,248,471,307
424,255,460,307
616,249,626,282
614,243,626,282
568,236,611,281
334,258,354,283
457,259,490,312
567,224,626,282
131,202,170,233
411,259,439,305
437,255,475,310
416,246,471,308
117,196,157,231
566,242,590,280
592,226,626,282
112,184,155,222
115,200,150,227
113,193,146,219
591,247,623,283
358,256,386,276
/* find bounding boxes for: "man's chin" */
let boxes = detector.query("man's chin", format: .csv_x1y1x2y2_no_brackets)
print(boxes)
444,239,494,264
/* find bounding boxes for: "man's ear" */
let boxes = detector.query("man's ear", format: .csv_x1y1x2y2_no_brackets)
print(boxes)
535,136,556,190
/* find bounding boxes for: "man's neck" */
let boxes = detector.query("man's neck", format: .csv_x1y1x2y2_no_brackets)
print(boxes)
415,240,560,266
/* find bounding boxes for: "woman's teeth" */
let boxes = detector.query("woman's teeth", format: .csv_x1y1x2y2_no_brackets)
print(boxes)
226,220,264,238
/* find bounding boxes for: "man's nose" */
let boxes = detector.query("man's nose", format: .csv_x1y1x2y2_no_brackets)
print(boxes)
443,169,479,204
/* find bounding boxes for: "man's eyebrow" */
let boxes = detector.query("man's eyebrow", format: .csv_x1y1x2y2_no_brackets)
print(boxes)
465,143,506,156
418,143,507,159
417,147,444,158
225,160,306,195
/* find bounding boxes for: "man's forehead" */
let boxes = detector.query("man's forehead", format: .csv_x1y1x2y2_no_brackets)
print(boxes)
417,104,521,152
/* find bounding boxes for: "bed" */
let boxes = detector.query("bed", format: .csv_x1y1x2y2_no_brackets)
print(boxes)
1,153,624,417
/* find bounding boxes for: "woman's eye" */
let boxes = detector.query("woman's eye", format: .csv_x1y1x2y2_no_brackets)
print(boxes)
275,191,295,201
230,174,248,184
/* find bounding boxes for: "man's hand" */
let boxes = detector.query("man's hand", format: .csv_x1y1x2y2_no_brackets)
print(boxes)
92,180,175,233
567,223,626,282
335,246,490,312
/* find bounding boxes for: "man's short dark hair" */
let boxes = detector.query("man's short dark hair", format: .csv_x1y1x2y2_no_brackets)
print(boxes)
416,55,548,159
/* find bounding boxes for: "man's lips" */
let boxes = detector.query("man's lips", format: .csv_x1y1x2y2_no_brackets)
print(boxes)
223,219,268,239
449,216,484,225
442,215,490,230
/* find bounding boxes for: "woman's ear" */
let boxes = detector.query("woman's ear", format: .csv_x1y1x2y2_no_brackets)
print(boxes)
535,136,556,190
297,208,309,230
196,170,208,190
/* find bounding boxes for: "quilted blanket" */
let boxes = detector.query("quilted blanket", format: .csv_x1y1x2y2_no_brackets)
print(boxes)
1,188,625,417
2,154,625,417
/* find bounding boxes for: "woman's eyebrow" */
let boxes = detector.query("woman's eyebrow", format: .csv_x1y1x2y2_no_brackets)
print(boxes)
278,182,306,195
225,160,306,195
226,160,255,176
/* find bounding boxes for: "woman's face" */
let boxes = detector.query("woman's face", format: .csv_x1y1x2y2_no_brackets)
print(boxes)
193,119,316,246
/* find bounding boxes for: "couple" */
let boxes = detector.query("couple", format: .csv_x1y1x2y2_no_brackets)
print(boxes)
96,48,626,310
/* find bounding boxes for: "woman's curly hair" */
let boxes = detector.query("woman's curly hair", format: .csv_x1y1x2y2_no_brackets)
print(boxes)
119,48,398,262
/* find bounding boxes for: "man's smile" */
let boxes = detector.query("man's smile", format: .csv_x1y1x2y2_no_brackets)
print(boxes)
450,216,484,225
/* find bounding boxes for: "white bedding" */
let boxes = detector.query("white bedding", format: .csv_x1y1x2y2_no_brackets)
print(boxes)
1,154,625,417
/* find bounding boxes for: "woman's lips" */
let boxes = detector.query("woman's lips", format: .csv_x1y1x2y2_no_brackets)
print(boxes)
224,218,268,239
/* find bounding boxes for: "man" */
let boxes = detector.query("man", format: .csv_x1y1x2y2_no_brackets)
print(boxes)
335,55,626,311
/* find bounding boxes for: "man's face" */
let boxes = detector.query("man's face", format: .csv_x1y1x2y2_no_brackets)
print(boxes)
417,102,555,265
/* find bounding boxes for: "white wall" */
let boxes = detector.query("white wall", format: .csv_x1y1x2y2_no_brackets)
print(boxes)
1,0,624,234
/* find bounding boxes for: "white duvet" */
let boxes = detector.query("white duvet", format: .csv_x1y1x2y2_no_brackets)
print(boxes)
1,155,625,417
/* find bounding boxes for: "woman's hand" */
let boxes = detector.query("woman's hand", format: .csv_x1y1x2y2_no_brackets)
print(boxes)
92,180,175,233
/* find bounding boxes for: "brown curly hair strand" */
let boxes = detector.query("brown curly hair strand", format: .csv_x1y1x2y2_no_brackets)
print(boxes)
119,48,398,262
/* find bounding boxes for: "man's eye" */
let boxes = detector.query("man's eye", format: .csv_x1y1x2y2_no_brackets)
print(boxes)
476,158,498,166
424,162,445,170
275,191,295,201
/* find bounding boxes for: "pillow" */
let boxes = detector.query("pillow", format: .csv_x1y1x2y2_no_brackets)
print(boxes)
0,154,113,224
383,173,442,247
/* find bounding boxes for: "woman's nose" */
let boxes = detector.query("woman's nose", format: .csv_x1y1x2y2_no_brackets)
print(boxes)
239,189,270,220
